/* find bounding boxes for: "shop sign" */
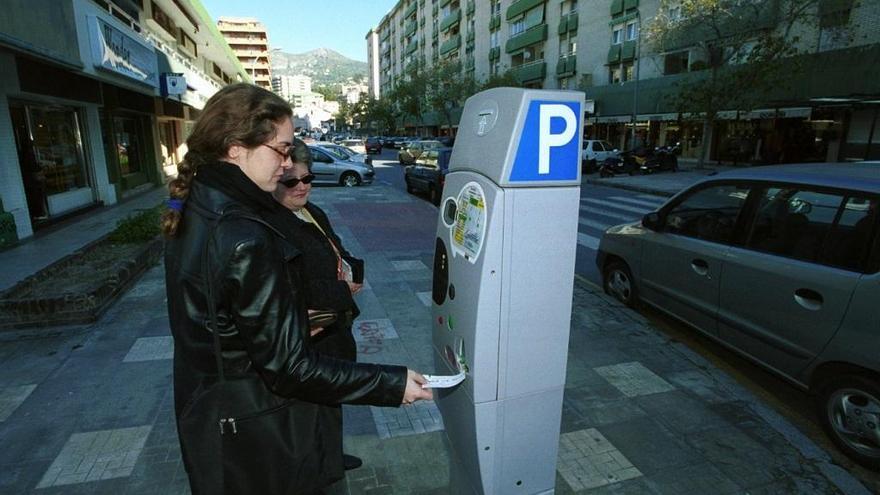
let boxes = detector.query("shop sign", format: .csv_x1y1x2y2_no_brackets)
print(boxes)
596,115,633,123
636,112,678,122
745,107,812,120
87,15,158,88
161,73,186,96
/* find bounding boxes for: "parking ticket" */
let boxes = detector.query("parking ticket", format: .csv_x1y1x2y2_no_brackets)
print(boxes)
421,371,466,389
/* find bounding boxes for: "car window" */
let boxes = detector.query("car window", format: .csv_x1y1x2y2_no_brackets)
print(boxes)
416,150,440,168
311,148,333,163
592,142,603,151
322,146,348,160
601,141,614,150
746,187,847,265
664,183,749,243
822,197,877,271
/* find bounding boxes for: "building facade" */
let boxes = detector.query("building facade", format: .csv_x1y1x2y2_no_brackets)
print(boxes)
217,17,273,90
0,0,247,245
366,0,880,163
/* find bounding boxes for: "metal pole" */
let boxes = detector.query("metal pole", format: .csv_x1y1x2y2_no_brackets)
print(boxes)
630,16,642,151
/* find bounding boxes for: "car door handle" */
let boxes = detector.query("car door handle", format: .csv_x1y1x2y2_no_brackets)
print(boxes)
794,288,823,311
691,259,709,276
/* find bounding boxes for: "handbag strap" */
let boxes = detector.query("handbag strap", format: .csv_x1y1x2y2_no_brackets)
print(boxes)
199,208,287,383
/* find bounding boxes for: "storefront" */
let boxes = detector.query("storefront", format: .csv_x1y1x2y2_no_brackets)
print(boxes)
9,100,95,227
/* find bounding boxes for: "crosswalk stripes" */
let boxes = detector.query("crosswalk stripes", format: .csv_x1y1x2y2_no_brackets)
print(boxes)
581,197,653,215
608,196,665,209
576,194,665,250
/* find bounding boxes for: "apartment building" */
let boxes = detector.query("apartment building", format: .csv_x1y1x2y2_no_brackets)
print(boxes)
0,0,247,245
217,17,273,90
272,74,313,102
367,0,880,162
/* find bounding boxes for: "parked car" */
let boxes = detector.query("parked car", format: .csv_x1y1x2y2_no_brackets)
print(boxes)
365,137,382,154
596,163,880,470
404,147,453,205
340,138,366,154
316,142,372,165
399,140,443,165
582,140,619,173
393,136,417,149
307,145,374,187
436,136,456,147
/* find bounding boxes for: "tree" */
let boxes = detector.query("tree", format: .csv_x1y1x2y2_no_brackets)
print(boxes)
314,84,338,102
394,65,429,132
647,0,820,167
425,60,477,134
480,68,521,90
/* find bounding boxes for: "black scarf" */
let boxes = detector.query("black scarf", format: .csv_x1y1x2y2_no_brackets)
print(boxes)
196,161,285,216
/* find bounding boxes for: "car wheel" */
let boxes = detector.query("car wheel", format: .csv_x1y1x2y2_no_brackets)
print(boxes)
603,261,637,307
340,172,361,187
815,374,880,470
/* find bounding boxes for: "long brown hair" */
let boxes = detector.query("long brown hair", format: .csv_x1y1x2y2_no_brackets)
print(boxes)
161,83,292,237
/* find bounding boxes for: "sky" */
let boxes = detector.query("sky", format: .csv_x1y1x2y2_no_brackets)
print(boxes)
202,0,398,62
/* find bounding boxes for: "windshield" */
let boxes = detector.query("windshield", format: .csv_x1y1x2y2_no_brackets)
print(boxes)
322,146,349,160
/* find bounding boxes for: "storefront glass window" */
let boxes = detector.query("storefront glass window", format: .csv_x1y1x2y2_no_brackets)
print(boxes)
114,116,145,175
23,105,90,196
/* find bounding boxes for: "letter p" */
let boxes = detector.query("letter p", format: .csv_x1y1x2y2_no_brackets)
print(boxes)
538,104,577,175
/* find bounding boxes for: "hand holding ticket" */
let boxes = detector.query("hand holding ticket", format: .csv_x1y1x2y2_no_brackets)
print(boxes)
421,371,466,389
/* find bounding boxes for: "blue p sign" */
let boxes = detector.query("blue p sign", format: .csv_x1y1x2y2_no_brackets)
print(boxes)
509,100,581,182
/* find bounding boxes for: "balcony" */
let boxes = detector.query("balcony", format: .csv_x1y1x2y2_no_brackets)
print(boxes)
405,20,417,36
507,0,545,20
558,12,578,35
505,24,548,53
513,60,546,83
607,44,621,64
440,34,461,55
621,40,637,61
489,15,501,30
466,0,475,15
440,0,451,7
465,56,475,70
406,40,419,55
556,54,576,77
440,9,461,32
489,46,501,60
624,0,639,10
404,1,417,18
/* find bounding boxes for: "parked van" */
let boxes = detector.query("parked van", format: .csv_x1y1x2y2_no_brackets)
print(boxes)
596,163,880,469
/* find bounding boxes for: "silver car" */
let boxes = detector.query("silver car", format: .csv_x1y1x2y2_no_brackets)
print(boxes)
316,142,372,165
596,163,880,470
307,145,374,187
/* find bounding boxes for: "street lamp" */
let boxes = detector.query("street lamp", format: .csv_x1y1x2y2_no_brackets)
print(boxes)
630,15,642,151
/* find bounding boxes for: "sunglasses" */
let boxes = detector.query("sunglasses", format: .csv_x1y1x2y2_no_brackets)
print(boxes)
281,174,316,187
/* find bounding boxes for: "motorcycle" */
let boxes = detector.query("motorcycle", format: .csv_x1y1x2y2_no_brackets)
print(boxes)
638,143,680,174
598,152,641,177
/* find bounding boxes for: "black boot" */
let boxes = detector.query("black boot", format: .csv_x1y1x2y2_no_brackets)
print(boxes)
342,453,363,470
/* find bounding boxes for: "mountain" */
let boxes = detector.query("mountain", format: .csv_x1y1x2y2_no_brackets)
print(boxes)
270,48,368,89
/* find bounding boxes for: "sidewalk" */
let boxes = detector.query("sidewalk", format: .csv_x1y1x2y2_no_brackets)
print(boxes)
583,160,738,197
0,187,167,292
0,183,873,494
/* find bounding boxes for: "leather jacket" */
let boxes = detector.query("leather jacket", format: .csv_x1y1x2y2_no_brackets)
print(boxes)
164,163,406,490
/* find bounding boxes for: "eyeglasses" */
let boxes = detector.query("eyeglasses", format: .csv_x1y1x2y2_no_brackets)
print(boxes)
280,174,316,188
261,143,292,160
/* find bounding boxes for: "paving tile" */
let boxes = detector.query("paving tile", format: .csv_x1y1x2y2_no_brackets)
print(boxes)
369,401,444,439
36,425,152,489
415,291,433,307
593,361,675,398
0,384,37,422
122,336,173,362
352,318,400,343
557,428,642,491
390,260,427,271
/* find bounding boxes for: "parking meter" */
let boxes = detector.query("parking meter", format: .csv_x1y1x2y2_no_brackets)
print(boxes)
431,88,584,494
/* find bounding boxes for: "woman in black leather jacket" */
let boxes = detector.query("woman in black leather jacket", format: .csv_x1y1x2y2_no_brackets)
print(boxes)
161,83,432,494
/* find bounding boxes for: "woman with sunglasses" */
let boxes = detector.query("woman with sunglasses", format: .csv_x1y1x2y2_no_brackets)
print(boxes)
162,84,432,495
271,138,368,476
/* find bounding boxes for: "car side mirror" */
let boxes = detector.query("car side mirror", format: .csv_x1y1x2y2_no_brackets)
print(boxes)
642,212,661,231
